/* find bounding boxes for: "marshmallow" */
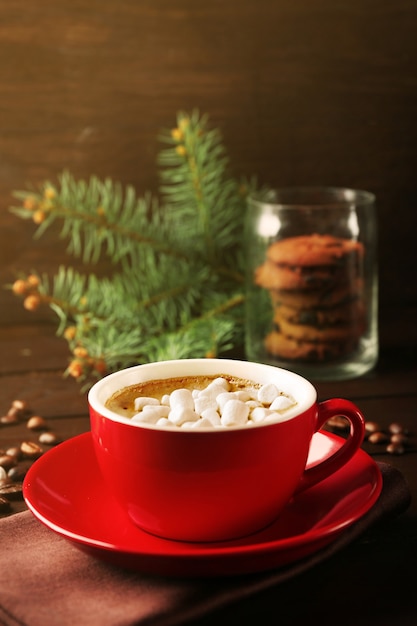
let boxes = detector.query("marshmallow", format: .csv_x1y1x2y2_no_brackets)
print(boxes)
200,408,221,426
198,379,230,402
245,400,262,409
169,406,199,426
257,383,280,405
142,404,170,418
194,394,218,415
208,377,230,391
234,390,253,402
250,406,275,423
220,399,250,427
156,417,176,428
131,376,297,430
186,417,216,429
216,391,238,413
134,396,160,411
131,409,162,424
270,395,296,412
169,388,194,411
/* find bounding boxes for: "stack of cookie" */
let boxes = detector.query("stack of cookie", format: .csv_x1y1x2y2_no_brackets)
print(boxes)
254,234,366,362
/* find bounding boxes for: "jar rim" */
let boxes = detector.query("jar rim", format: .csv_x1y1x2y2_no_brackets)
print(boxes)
248,187,375,209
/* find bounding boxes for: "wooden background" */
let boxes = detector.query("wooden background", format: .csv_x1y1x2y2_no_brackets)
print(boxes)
1,0,416,354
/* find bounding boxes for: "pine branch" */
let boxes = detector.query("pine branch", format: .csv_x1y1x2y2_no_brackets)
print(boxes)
8,110,257,385
158,110,248,267
11,176,187,269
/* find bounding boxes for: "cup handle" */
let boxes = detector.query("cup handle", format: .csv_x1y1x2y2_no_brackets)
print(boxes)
296,398,365,493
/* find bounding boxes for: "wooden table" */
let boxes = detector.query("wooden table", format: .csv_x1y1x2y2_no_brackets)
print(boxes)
1,320,416,625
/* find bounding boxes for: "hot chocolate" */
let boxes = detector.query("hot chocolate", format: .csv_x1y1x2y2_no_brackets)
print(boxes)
106,374,297,429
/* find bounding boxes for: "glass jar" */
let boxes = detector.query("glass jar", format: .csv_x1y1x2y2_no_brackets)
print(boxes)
245,187,378,381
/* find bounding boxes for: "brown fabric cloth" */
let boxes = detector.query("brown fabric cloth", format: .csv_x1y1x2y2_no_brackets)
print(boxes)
0,462,410,626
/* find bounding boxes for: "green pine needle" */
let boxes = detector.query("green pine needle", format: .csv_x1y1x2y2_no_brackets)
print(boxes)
8,110,257,384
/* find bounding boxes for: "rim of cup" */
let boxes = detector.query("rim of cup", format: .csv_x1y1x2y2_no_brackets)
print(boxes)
88,359,318,431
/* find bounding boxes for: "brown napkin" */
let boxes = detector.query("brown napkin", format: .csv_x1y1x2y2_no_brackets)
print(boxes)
0,462,410,626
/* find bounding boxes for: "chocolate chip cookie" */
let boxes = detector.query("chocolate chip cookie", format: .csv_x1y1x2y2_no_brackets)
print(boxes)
254,234,366,363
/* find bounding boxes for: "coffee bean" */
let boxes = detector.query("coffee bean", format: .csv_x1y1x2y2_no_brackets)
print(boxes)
7,406,23,420
386,442,406,455
326,416,349,430
0,455,17,471
0,483,23,500
0,496,11,513
5,447,21,462
20,441,43,459
27,415,48,430
8,461,33,482
11,399,29,413
368,431,389,445
390,433,408,445
0,398,70,516
365,421,381,435
0,413,19,425
38,431,59,445
389,422,408,435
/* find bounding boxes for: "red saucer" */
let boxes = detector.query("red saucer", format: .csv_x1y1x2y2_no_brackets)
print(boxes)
23,431,382,577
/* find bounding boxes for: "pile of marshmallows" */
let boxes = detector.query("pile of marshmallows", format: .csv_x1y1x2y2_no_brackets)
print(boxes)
130,377,297,429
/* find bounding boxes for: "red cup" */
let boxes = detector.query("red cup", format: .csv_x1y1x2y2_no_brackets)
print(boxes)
88,359,365,542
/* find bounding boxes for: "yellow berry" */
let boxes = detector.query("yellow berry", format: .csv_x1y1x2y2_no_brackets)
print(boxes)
27,274,40,287
67,360,84,379
23,294,41,311
43,186,56,200
63,326,77,341
12,279,28,295
73,346,88,358
171,128,183,142
23,196,37,211
175,145,187,157
33,210,46,224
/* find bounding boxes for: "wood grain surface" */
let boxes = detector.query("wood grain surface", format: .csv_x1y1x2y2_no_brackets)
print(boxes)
1,0,416,336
